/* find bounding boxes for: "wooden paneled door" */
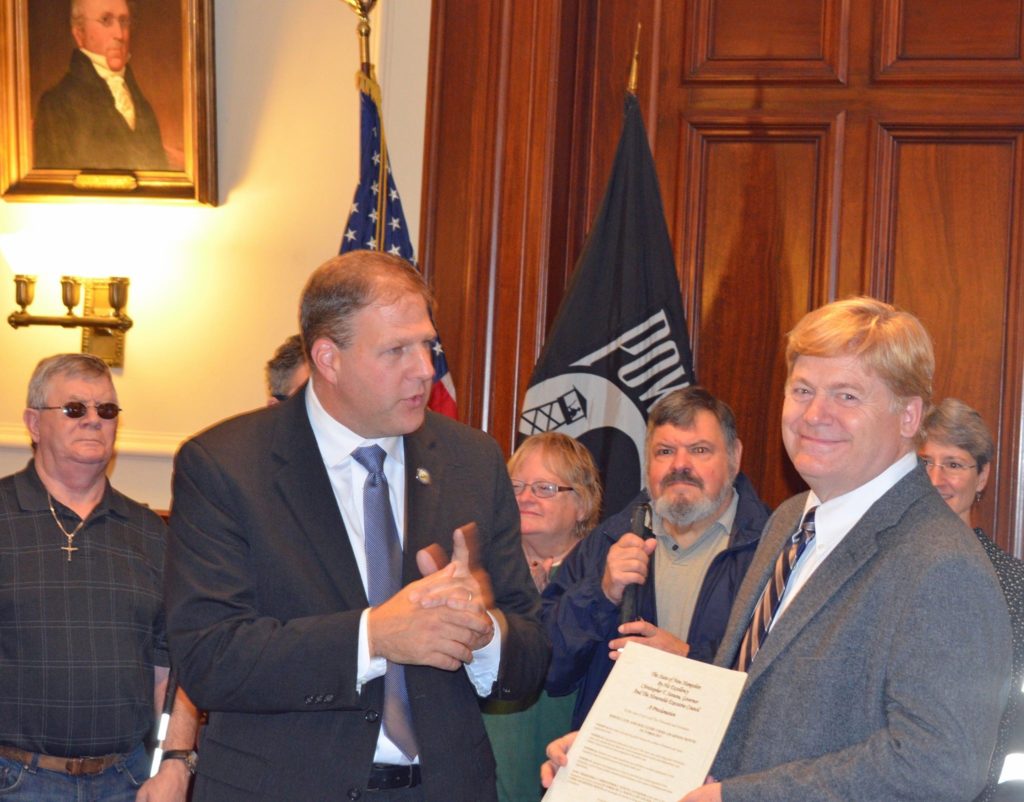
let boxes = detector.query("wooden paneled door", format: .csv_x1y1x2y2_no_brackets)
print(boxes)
421,0,1024,556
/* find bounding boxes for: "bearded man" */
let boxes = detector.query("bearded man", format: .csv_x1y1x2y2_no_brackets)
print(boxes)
542,386,770,729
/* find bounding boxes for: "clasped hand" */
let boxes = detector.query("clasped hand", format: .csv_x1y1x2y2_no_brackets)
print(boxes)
367,528,494,671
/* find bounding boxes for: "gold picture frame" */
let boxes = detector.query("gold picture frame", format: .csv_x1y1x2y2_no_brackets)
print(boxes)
0,0,217,204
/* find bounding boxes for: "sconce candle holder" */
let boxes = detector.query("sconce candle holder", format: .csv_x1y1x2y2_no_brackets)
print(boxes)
8,275,133,366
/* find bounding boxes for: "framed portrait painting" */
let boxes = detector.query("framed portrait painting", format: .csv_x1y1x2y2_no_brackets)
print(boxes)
0,0,216,204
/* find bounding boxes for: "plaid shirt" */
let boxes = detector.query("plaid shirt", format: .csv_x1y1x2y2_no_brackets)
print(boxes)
0,461,168,756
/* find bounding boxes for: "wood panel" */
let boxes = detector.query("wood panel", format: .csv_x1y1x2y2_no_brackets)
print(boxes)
877,0,1024,80
868,125,1024,541
680,115,842,506
686,0,849,83
421,0,1024,555
422,0,660,453
422,0,581,448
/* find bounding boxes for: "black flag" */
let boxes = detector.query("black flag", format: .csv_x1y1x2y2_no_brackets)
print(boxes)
519,93,695,516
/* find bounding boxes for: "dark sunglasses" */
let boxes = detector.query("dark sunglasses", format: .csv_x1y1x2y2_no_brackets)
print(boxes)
34,402,121,420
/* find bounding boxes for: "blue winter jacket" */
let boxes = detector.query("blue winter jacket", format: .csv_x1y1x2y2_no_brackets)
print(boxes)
541,473,770,729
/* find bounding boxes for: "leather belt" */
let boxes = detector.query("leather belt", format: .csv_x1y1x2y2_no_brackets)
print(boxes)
0,745,125,776
367,762,422,790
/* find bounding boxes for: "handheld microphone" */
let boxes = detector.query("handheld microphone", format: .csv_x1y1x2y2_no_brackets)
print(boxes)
618,502,652,625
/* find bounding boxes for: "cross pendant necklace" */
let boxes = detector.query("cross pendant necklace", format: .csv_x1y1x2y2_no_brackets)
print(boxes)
47,492,85,562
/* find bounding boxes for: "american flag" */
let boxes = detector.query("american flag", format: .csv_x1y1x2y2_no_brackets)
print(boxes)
340,73,457,419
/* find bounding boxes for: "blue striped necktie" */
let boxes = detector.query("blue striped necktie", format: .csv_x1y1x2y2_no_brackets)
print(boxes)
735,506,818,672
352,445,418,760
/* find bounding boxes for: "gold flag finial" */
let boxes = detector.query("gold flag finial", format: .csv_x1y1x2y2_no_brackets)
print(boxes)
342,0,379,76
627,22,641,95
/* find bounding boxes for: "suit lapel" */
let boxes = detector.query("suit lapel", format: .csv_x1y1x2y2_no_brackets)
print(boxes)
271,395,368,610
743,468,931,684
402,415,446,580
718,501,804,668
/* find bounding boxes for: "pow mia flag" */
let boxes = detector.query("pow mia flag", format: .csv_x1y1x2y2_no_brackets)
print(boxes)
519,93,694,516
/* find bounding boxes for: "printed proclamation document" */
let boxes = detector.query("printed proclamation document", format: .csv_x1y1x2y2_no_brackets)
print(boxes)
543,641,746,802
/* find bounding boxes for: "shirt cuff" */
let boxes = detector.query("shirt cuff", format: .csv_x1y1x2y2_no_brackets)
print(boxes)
357,607,387,691
464,610,502,696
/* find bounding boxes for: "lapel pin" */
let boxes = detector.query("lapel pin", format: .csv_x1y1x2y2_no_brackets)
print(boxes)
415,468,431,485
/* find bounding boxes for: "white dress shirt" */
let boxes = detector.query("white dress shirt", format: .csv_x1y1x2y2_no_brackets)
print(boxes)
305,383,500,762
773,451,918,626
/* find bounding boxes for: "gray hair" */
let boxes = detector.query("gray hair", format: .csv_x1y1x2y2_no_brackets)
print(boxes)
645,386,740,458
27,353,113,408
300,251,433,354
265,334,307,397
919,398,994,470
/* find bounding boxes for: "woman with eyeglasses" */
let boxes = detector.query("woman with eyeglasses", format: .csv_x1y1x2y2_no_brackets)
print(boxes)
919,398,1024,802
483,432,602,802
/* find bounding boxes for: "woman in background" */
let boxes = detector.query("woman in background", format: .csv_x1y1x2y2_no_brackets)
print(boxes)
484,432,601,802
919,398,1024,802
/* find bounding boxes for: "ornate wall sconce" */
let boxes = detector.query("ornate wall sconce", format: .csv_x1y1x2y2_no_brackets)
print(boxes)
8,275,133,366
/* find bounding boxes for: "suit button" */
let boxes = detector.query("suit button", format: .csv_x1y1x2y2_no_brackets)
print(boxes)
324,694,335,703
314,694,324,703
304,695,314,705
347,787,362,800
365,709,380,722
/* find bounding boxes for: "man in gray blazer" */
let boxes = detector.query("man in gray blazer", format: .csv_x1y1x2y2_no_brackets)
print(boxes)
545,297,1011,801
166,251,549,801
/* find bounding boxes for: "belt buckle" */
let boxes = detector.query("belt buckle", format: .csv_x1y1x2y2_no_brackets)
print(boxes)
65,756,106,776
368,763,420,791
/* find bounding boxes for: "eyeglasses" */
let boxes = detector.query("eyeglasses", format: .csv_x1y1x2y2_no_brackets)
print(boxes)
511,480,574,499
34,402,121,420
920,457,977,475
88,14,132,29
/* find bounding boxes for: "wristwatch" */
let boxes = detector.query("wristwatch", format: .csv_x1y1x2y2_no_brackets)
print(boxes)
161,749,198,775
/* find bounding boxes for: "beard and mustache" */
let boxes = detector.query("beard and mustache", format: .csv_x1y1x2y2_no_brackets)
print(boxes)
652,467,734,529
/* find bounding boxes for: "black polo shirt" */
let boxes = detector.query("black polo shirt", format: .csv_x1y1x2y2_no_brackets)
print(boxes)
0,461,168,756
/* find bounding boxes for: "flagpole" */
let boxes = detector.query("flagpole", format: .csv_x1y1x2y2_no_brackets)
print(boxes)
342,0,378,77
342,0,387,249
627,22,641,96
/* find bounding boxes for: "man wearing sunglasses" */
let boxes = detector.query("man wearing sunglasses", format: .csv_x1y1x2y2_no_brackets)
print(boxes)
0,353,197,800
542,386,771,730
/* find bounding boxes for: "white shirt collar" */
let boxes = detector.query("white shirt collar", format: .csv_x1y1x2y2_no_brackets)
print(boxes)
304,382,403,469
773,451,917,624
79,47,127,80
802,450,918,548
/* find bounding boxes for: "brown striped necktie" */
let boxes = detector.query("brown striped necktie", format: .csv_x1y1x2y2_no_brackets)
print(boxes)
735,506,817,672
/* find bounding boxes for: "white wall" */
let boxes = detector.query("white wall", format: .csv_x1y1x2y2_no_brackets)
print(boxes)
0,0,431,509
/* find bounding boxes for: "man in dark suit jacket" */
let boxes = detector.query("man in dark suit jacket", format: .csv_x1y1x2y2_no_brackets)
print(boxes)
34,0,166,170
165,251,550,801
544,297,1011,801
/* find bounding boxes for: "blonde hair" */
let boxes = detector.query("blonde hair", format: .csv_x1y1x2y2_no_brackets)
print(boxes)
786,296,934,406
508,433,602,537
